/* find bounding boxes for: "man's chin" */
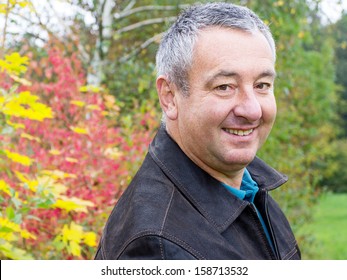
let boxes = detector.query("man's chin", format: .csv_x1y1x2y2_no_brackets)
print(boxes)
222,152,257,168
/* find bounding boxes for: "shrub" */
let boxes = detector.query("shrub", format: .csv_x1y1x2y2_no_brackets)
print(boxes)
0,49,159,259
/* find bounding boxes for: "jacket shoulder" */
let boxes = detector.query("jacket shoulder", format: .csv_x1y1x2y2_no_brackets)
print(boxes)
96,154,188,259
96,235,197,260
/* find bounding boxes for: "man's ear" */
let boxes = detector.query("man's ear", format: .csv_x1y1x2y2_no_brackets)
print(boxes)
156,75,178,120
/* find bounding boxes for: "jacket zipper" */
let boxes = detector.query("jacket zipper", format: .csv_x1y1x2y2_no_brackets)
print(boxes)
262,190,281,259
248,203,278,260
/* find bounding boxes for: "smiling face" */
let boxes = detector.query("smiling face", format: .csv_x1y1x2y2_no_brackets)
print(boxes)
158,27,277,187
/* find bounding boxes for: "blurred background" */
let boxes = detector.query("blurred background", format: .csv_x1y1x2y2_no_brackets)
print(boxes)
0,0,346,260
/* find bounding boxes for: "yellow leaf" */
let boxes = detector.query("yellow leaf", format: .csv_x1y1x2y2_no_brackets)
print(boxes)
41,170,77,179
65,157,78,163
14,171,38,192
3,91,53,121
0,241,34,259
103,94,115,105
57,222,95,256
36,175,67,196
70,100,85,107
20,229,36,240
298,31,305,39
0,180,12,196
86,104,101,111
53,197,94,213
49,149,62,155
69,241,81,257
0,4,7,14
9,74,32,86
79,85,100,93
5,150,33,166
0,217,35,240
21,132,41,143
14,171,28,183
53,201,82,213
15,172,67,196
18,1,30,8
50,183,67,196
83,232,97,247
61,222,83,243
70,126,88,135
104,147,123,160
0,231,16,241
274,0,284,7
0,53,29,76
6,120,25,129
0,217,20,232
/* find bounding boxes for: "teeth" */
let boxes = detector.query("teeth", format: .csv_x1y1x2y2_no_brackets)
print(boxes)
224,128,253,136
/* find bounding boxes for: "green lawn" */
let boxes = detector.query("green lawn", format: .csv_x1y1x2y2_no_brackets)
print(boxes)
299,192,347,259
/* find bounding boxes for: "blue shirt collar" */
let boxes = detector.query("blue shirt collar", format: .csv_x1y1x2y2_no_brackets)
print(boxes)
221,168,259,203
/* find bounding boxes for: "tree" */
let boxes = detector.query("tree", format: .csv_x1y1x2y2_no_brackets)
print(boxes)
1,0,195,109
333,12,347,136
317,12,347,193
1,2,159,259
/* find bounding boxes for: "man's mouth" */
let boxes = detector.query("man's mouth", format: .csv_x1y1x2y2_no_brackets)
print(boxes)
222,128,254,136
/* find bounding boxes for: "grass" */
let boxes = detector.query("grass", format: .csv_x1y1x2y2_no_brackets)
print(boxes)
298,192,347,259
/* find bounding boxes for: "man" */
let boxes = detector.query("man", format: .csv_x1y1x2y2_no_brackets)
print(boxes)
95,2,301,260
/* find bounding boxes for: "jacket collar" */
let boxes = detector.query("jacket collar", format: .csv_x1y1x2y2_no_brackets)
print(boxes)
149,125,288,232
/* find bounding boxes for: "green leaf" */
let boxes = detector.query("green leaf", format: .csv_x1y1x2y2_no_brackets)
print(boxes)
1,125,15,135
13,213,22,224
11,197,22,209
25,215,41,222
0,241,34,260
5,206,15,220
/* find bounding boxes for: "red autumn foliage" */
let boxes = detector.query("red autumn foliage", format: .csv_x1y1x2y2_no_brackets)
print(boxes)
2,48,159,258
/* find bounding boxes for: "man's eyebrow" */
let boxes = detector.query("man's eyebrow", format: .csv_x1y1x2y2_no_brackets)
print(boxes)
205,71,238,86
206,69,277,85
256,70,277,80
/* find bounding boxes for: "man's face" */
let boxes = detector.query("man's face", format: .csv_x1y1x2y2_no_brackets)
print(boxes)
167,27,277,180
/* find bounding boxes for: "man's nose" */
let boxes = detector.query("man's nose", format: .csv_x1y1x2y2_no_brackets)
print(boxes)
233,87,262,122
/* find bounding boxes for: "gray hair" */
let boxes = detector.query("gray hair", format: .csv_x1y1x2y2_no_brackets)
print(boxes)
156,2,276,95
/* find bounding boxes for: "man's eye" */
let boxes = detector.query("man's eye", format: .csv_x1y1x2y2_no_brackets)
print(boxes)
256,83,271,90
216,84,230,91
